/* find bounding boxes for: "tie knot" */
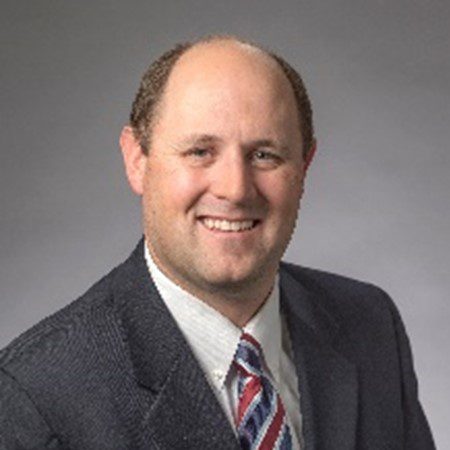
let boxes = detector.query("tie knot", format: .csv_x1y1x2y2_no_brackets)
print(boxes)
233,332,264,378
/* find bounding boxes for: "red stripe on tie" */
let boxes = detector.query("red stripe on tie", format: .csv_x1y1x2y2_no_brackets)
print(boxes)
238,375,262,423
258,396,285,450
242,332,261,351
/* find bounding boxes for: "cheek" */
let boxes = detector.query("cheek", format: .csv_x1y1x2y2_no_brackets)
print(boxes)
147,167,206,213
261,170,304,212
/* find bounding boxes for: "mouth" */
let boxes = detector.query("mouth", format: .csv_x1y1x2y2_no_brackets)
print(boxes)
198,217,260,232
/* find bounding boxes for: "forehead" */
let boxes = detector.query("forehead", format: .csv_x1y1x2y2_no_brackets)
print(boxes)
155,41,299,133
154,42,298,142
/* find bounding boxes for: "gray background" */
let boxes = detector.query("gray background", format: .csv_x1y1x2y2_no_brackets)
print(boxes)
1,0,448,447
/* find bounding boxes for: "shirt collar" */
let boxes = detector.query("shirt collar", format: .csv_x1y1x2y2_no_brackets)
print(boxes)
244,281,281,383
144,242,282,390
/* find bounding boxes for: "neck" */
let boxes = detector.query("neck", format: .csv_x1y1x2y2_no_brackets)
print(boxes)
146,246,276,328
191,282,274,328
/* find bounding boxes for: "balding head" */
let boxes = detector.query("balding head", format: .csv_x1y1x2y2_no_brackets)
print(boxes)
129,35,314,158
155,39,302,151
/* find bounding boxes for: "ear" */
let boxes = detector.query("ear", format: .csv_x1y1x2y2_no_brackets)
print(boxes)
303,139,316,173
119,126,147,195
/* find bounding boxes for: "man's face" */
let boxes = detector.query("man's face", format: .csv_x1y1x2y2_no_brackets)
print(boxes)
139,42,307,298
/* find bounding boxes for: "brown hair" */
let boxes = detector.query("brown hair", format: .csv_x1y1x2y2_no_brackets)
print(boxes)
129,35,315,157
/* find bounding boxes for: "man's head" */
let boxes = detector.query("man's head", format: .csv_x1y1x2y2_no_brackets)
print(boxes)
120,36,315,314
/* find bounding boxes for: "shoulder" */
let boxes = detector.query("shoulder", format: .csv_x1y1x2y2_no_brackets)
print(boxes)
280,261,399,328
0,260,130,447
0,238,148,398
279,261,412,378
0,262,121,376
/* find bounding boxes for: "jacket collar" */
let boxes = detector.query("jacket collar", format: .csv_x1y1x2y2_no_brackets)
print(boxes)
280,263,358,450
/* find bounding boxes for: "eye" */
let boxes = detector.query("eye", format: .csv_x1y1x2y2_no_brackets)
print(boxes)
253,150,273,160
182,147,215,166
251,149,282,167
188,147,210,158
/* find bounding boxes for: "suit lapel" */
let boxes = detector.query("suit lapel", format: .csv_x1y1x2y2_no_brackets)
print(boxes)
142,348,240,449
280,265,358,450
112,239,239,450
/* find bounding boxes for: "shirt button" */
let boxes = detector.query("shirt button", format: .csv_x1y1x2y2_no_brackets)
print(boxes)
212,369,224,381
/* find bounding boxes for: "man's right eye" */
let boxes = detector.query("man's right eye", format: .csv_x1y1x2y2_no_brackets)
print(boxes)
189,148,209,157
182,147,215,166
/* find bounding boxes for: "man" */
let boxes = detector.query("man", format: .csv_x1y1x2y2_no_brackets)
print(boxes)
0,36,434,449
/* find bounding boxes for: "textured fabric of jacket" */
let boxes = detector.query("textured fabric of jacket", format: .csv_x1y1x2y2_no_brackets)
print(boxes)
0,239,435,449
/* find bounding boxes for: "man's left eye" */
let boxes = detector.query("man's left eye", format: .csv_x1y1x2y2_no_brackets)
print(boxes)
252,150,281,164
254,151,272,159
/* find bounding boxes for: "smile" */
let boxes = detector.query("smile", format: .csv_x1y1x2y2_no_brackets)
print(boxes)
200,218,259,232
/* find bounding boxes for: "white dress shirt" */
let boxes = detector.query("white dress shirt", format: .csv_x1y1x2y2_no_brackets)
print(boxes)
144,244,303,449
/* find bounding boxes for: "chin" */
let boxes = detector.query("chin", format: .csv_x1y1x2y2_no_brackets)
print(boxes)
197,264,268,291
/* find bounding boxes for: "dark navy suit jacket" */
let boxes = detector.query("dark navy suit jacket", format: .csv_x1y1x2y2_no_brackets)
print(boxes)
0,240,435,449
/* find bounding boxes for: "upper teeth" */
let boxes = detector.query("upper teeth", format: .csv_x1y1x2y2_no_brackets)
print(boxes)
202,218,255,231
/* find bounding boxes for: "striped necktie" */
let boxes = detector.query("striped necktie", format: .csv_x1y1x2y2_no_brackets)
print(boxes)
233,332,293,450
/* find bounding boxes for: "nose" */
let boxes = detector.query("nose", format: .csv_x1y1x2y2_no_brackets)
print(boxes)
209,150,256,205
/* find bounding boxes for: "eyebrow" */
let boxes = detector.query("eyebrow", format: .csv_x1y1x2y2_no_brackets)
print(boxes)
178,134,224,147
176,134,286,151
246,139,282,149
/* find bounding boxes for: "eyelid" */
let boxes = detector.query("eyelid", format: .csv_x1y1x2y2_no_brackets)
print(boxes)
252,147,281,159
182,146,216,165
185,146,213,156
249,148,285,168
255,148,275,155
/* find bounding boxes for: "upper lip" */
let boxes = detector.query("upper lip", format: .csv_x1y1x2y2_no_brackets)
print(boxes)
197,215,261,222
